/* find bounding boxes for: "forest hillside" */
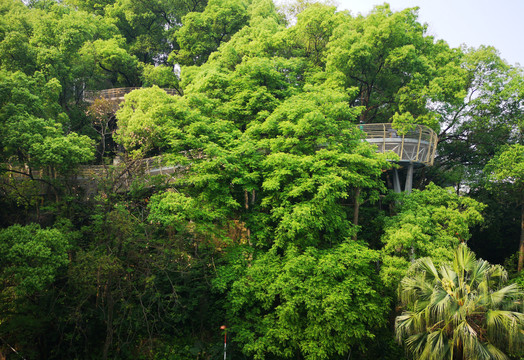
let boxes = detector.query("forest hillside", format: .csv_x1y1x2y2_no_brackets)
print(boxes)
1,0,524,359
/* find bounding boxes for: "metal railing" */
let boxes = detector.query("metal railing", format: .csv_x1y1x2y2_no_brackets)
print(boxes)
358,123,438,166
2,156,184,195
83,87,178,103
74,156,184,178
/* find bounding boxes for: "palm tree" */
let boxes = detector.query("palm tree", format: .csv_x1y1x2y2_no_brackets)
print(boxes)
395,245,524,360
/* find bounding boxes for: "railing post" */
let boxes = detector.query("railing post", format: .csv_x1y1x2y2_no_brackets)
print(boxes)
416,126,422,162
400,133,405,160
382,124,386,152
430,132,437,165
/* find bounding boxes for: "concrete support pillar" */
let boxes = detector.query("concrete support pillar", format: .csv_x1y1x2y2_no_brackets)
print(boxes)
393,168,402,193
404,163,414,194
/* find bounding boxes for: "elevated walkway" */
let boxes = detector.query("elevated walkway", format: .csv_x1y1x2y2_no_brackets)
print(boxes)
2,156,185,195
83,87,178,103
359,123,438,193
359,123,437,166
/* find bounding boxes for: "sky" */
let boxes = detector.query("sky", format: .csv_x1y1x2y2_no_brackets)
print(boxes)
336,0,524,66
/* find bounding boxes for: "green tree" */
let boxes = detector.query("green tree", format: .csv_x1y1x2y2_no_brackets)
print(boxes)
114,86,179,157
217,241,389,360
396,245,524,359
277,0,338,26
431,46,524,188
426,47,524,271
80,36,142,87
0,70,94,174
286,3,345,67
0,224,71,359
0,224,70,295
0,0,119,103
141,63,181,92
381,184,485,288
247,87,390,248
102,0,208,63
172,0,249,66
325,4,460,129
485,144,524,271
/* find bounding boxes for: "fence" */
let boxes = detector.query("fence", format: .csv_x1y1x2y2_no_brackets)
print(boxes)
2,156,185,195
83,87,179,103
358,123,438,166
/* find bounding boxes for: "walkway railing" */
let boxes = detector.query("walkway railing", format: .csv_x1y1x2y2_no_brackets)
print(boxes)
358,123,438,166
83,87,178,103
2,156,185,195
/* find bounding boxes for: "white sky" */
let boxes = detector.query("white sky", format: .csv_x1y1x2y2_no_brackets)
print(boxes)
336,0,524,66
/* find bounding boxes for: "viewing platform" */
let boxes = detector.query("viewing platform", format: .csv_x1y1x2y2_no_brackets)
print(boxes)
359,123,437,166
359,123,438,193
83,87,178,103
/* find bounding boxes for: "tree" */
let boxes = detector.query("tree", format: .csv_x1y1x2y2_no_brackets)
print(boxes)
143,64,391,360
396,245,524,360
0,70,94,175
216,241,389,360
325,4,460,129
381,184,485,288
87,97,118,160
0,224,71,359
141,63,181,92
430,46,524,188
426,47,524,270
0,0,120,103
0,224,70,296
277,0,338,26
485,144,524,271
172,0,249,66
245,86,390,248
286,3,345,67
114,86,178,157
80,37,142,87
101,0,208,63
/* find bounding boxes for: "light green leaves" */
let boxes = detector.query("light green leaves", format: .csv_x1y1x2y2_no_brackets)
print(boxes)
225,241,388,360
80,36,141,87
485,144,524,192
172,0,249,66
381,184,485,288
0,70,94,172
0,224,70,296
114,86,177,157
382,184,485,262
30,132,95,173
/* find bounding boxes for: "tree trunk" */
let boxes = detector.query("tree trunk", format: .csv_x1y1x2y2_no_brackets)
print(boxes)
518,204,524,272
102,280,114,360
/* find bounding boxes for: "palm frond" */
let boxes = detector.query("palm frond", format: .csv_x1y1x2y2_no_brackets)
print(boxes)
426,329,450,360
482,343,510,360
490,284,522,307
467,258,490,288
453,244,477,276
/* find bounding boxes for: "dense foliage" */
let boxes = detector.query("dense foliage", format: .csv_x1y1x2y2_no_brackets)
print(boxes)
1,0,524,359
